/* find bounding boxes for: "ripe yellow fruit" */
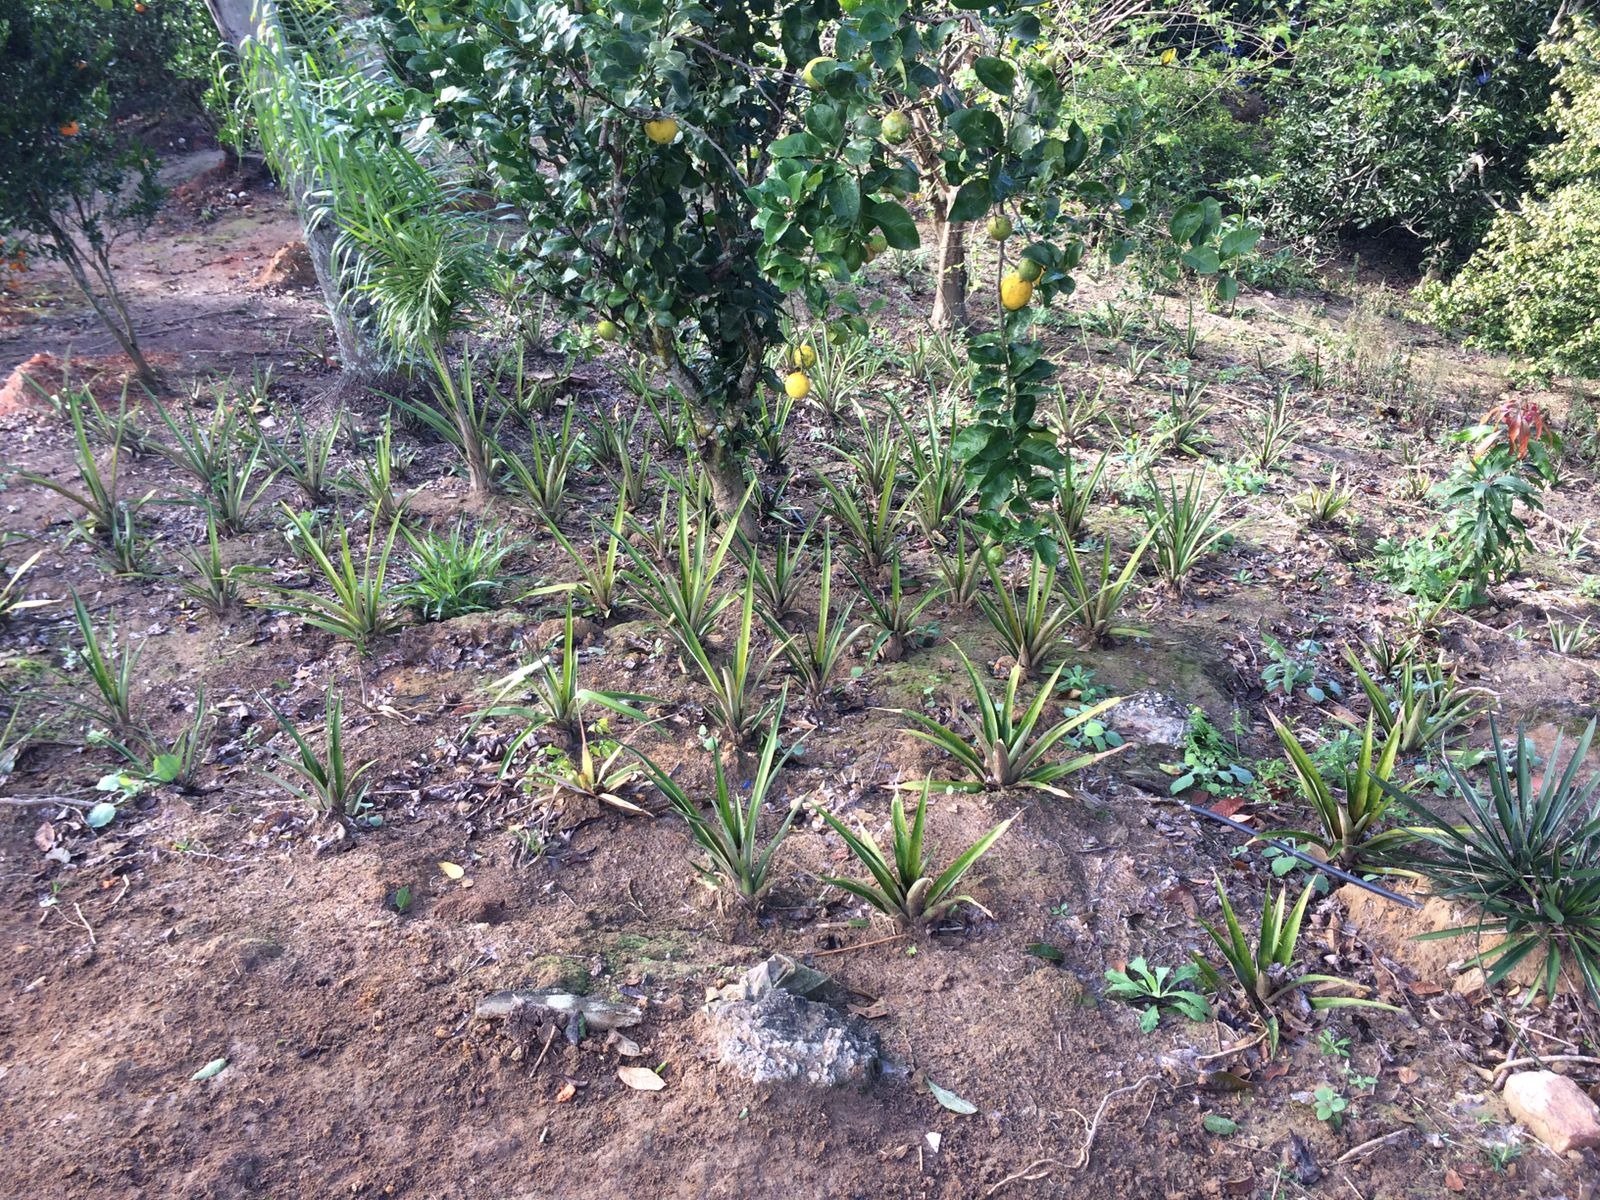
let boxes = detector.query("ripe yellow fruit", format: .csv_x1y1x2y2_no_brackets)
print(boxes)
1000,273,1034,311
803,57,836,88
1015,257,1043,283
784,371,812,400
791,344,817,369
881,112,911,145
596,319,620,342
986,214,1013,241
643,118,678,145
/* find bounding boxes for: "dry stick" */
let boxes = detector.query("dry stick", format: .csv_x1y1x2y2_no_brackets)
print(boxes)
1476,1054,1600,1090
984,1157,1065,1197
812,932,907,957
1335,1129,1410,1164
529,1024,558,1077
70,902,97,949
0,795,97,809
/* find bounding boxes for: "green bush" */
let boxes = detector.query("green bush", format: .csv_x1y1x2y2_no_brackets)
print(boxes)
1266,0,1561,260
1421,18,1600,377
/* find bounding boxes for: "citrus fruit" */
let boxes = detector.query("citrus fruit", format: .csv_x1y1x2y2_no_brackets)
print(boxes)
999,273,1034,311
643,118,678,145
881,112,911,145
791,344,817,369
986,214,1013,241
596,319,620,342
784,371,812,400
1015,257,1044,283
803,57,836,88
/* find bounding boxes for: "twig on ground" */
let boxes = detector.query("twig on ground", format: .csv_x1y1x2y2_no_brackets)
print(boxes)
530,1024,558,1076
1068,1074,1160,1169
0,795,96,809
1335,1128,1410,1163
813,932,907,957
1477,1054,1600,1090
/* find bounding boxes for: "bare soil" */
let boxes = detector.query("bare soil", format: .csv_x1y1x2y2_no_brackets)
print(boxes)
2,154,1598,1200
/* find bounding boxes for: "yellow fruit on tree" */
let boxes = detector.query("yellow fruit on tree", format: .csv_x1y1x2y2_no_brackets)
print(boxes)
596,319,620,342
1015,257,1043,283
791,344,817,369
643,118,678,145
881,112,911,144
784,371,812,400
803,57,836,88
1000,273,1034,311
986,214,1012,241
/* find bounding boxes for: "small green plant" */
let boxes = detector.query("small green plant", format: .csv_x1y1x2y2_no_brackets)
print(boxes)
767,537,866,708
632,700,799,904
1294,471,1354,525
898,649,1121,796
261,690,375,820
851,558,940,662
1104,957,1212,1031
1143,469,1231,597
1261,636,1342,703
815,786,1015,927
96,687,212,795
1549,616,1600,656
1380,718,1600,1010
1052,450,1108,539
1248,389,1302,473
1059,530,1153,646
932,523,988,613
269,408,342,505
1194,877,1397,1033
820,469,900,575
498,407,582,522
978,551,1074,680
1165,706,1254,795
399,522,517,622
547,501,627,621
67,592,139,734
266,509,401,656
1312,1085,1348,1129
681,572,779,746
480,605,653,749
1345,650,1488,754
178,516,266,616
1266,716,1410,873
623,487,746,651
20,386,136,539
523,729,646,816
900,401,974,540
747,522,814,625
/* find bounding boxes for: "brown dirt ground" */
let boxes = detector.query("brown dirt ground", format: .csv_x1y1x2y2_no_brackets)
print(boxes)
2,154,1599,1200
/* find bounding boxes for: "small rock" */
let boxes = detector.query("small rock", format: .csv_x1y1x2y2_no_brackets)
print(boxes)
1113,691,1191,747
1503,1071,1600,1154
705,986,880,1087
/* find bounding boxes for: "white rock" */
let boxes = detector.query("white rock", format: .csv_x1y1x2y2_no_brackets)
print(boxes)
1504,1071,1600,1154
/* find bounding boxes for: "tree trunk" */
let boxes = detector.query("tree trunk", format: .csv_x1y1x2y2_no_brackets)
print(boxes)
207,0,389,387
929,189,969,331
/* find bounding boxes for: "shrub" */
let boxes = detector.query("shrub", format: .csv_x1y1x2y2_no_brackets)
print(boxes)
1421,17,1600,377
1266,0,1562,261
1383,718,1600,1009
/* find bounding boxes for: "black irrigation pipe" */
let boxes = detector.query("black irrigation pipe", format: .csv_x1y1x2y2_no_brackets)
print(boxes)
1180,802,1423,910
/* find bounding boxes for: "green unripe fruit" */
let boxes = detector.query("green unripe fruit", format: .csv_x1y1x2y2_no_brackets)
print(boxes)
1015,257,1044,283
595,319,620,342
803,57,836,88
986,214,1013,241
881,112,911,145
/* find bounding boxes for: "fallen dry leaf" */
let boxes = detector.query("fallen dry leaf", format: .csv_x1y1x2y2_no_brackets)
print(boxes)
438,861,465,881
617,1066,665,1092
555,1082,577,1103
1444,1168,1466,1192
1397,1066,1420,1085
847,997,891,1020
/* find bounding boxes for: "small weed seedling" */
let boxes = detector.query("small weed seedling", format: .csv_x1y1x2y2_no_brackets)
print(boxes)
1104,957,1212,1031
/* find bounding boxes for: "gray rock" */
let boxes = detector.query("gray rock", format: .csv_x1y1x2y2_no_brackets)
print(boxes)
706,986,880,1087
1113,691,1191,748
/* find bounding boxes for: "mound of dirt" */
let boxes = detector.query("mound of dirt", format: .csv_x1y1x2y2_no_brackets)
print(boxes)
255,240,317,292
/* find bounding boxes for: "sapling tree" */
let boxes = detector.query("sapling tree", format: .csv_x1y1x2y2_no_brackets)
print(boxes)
0,0,164,383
